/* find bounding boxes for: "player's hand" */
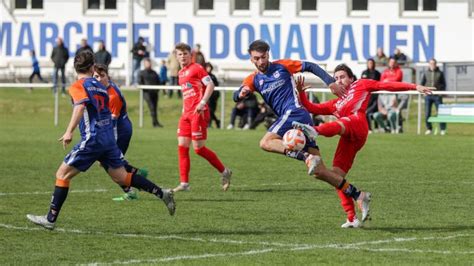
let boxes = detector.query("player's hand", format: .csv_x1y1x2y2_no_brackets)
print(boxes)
58,132,73,150
416,85,434,95
239,86,251,99
194,101,206,115
329,83,347,98
294,75,311,93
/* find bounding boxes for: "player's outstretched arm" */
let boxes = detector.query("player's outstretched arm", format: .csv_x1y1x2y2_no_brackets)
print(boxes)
368,80,433,95
59,104,85,149
295,75,337,115
302,61,346,97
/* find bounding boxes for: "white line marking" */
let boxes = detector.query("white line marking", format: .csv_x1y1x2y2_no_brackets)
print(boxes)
0,223,302,247
86,234,473,265
0,189,109,196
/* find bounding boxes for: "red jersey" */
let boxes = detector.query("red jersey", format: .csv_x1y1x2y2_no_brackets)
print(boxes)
178,63,213,114
299,79,416,118
380,66,403,82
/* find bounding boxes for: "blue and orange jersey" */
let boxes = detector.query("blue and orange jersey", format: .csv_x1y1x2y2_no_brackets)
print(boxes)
241,59,305,117
107,81,127,121
68,77,114,141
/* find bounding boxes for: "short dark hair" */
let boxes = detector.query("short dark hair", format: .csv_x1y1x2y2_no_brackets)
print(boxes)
248,40,270,54
175,42,191,52
334,64,357,81
74,50,95,74
93,63,109,76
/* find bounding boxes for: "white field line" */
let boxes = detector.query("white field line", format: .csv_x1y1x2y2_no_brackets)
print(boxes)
84,234,473,265
0,189,109,196
0,223,302,247
0,182,303,197
0,223,471,264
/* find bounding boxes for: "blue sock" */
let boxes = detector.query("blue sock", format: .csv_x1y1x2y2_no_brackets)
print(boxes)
47,186,69,223
131,173,163,198
338,179,361,200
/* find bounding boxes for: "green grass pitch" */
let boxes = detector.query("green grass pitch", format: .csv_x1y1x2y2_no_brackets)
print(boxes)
0,88,473,264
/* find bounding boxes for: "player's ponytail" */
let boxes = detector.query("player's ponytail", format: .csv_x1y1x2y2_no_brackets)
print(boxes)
74,50,95,74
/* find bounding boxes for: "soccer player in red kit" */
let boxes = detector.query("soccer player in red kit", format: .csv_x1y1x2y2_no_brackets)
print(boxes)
293,64,433,228
173,43,232,192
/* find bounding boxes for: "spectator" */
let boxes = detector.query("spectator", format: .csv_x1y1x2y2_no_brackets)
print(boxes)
422,58,447,135
75,38,93,56
205,62,221,128
392,48,408,66
373,94,399,133
191,44,206,67
166,49,180,98
374,47,387,67
227,94,258,130
50,37,69,95
159,59,168,96
138,58,163,128
249,103,277,130
95,40,111,67
29,50,45,90
131,37,146,85
381,57,403,82
361,58,381,133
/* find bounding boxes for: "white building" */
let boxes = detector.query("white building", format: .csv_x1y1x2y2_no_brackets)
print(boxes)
1,0,473,85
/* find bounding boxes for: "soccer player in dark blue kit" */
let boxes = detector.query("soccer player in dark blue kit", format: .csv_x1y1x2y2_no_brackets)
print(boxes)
234,40,371,223
26,51,175,230
93,64,144,201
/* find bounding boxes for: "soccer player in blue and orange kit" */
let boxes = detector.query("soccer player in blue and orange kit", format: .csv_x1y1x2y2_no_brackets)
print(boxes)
93,64,145,201
293,65,432,227
234,40,371,222
26,51,175,230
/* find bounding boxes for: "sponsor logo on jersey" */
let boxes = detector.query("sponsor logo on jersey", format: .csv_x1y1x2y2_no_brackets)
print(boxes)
260,79,286,94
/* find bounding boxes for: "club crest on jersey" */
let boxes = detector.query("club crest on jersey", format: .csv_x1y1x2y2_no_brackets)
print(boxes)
185,82,192,89
259,79,264,86
273,71,280,78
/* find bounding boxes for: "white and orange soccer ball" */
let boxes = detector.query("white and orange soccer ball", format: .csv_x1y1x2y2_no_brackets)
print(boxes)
282,129,306,151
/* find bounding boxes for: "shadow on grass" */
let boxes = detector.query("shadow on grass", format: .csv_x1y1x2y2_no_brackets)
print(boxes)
235,188,328,193
178,198,256,202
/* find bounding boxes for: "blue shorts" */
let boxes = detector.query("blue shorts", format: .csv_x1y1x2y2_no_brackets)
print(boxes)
64,138,126,172
116,116,133,155
269,108,318,149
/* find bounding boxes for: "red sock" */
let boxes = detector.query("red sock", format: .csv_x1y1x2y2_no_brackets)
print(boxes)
315,121,342,137
337,189,356,222
178,146,190,183
194,146,225,173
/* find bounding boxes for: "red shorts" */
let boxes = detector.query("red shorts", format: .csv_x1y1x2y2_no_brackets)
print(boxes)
177,110,210,140
332,114,368,173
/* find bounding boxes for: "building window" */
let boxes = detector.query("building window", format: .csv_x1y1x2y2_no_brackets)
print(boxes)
403,0,437,11
87,0,116,10
301,0,317,10
151,0,165,10
234,0,250,10
198,0,213,10
264,0,279,10
352,0,368,11
14,0,42,9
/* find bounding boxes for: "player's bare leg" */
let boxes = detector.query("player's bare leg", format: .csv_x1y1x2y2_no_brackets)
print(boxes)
260,132,308,161
26,163,80,230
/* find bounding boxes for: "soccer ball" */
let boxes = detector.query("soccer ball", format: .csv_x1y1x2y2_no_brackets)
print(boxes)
282,129,306,151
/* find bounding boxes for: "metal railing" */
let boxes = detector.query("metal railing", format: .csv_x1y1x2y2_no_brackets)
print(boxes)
1,83,473,134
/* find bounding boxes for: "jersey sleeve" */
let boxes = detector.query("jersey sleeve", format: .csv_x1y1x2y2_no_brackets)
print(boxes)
108,87,123,118
362,79,417,92
68,82,89,105
274,59,303,74
241,73,257,92
196,65,213,86
299,91,337,115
